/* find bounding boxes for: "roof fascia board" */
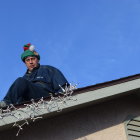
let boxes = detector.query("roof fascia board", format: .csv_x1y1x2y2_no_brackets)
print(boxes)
0,78,140,130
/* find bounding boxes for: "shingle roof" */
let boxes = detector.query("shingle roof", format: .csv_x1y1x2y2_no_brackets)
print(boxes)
1,74,140,135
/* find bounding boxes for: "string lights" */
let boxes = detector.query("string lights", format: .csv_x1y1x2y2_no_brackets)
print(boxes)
0,84,77,136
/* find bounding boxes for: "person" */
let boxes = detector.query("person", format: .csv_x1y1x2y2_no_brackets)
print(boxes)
0,43,69,108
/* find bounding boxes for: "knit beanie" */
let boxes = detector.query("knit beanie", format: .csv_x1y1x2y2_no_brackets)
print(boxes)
21,43,40,62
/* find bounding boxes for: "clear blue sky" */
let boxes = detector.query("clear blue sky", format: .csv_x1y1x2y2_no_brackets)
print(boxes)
0,0,140,100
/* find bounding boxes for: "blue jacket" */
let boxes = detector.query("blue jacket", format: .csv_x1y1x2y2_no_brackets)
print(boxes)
23,65,69,94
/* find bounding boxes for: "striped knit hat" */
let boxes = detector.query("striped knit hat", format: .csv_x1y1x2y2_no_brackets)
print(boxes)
21,43,40,62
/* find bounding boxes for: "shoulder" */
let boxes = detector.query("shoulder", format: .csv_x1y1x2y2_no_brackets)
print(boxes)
39,65,60,72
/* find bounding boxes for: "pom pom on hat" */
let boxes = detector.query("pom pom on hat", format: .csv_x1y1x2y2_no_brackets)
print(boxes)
29,45,35,51
23,43,35,52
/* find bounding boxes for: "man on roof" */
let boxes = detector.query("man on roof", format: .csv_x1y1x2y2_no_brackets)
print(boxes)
0,43,69,108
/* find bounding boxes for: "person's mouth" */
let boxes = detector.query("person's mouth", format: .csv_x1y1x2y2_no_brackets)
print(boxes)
30,65,35,68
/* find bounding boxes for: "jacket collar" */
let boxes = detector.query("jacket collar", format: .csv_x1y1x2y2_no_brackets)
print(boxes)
26,63,40,74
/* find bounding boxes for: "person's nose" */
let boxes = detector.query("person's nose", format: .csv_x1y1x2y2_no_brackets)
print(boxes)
29,59,33,64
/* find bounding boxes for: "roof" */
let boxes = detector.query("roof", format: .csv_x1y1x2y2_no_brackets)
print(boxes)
1,74,140,135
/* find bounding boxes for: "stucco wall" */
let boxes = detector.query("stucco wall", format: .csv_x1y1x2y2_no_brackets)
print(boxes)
0,94,140,140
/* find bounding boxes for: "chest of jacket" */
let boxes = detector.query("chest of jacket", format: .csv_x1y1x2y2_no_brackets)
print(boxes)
23,66,52,84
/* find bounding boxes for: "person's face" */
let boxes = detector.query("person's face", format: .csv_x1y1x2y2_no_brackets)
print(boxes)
25,56,39,71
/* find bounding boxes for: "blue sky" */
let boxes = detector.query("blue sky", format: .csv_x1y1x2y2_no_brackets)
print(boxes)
0,0,140,100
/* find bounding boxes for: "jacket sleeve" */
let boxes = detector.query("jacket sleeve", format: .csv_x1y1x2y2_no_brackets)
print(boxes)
51,68,69,94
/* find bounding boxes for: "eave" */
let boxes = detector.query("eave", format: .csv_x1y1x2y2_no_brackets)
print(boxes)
0,74,140,132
